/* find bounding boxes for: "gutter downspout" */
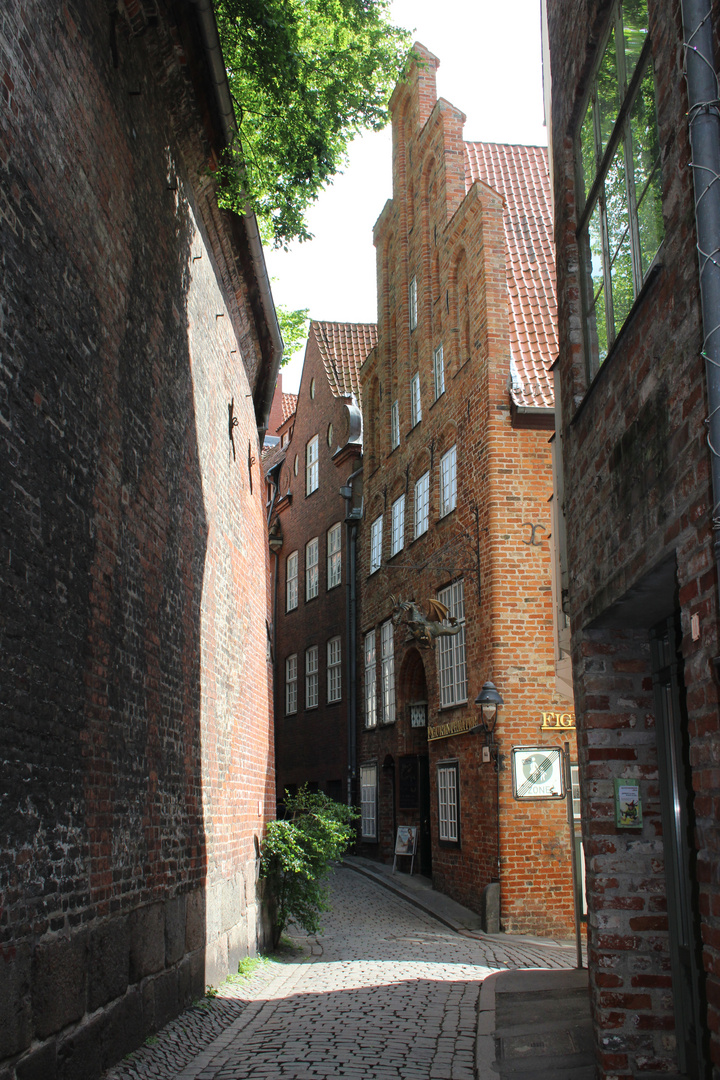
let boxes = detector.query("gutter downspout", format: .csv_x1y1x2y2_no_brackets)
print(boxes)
190,0,284,438
341,467,363,808
681,0,720,653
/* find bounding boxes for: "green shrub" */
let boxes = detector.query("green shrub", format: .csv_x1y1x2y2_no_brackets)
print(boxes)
261,787,358,949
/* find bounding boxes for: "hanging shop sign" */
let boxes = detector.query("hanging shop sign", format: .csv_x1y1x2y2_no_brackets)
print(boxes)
540,711,576,730
427,714,475,741
511,746,565,800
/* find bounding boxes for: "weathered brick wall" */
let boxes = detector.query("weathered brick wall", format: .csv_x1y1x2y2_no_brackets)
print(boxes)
271,333,360,804
0,2,274,1076
357,46,576,937
547,0,720,1073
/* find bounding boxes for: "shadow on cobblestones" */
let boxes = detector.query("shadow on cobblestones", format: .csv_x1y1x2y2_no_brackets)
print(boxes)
104,867,574,1080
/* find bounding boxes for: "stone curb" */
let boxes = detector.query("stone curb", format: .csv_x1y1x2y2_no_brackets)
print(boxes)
476,970,502,1080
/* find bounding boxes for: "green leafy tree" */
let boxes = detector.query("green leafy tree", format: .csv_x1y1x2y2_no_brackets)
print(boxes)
275,303,309,362
214,0,410,247
261,786,358,949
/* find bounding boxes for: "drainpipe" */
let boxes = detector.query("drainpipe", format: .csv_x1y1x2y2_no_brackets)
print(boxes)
341,468,363,808
190,0,284,439
681,0,720,648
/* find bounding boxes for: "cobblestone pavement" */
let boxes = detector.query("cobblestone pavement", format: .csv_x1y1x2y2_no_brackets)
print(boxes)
105,867,575,1080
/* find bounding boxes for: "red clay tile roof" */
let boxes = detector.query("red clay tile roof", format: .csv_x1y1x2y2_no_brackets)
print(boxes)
464,143,557,409
281,392,297,425
311,321,378,407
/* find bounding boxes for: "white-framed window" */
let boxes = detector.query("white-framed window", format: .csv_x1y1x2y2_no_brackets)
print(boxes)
391,399,400,450
306,537,319,600
360,763,378,840
437,580,467,708
370,515,383,574
306,435,319,494
437,761,459,843
364,630,377,729
327,522,342,589
327,636,342,703
305,645,318,709
411,372,422,427
578,0,662,374
391,494,405,556
570,763,581,821
286,551,298,611
433,345,445,400
415,471,430,537
439,445,457,517
409,275,418,330
380,619,395,724
285,654,297,715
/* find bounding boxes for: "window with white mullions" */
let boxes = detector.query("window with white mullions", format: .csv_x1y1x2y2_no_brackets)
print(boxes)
327,522,342,589
437,761,459,843
360,763,378,840
327,636,341,703
285,654,297,715
439,445,457,517
380,619,395,724
409,276,418,331
391,399,400,450
437,580,467,707
364,630,377,729
433,345,445,400
577,0,663,373
370,515,383,574
411,372,422,427
391,494,405,556
305,645,318,709
286,551,298,611
306,435,319,494
414,471,429,538
306,537,319,600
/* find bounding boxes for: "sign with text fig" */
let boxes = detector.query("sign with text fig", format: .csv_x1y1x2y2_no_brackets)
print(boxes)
511,747,565,800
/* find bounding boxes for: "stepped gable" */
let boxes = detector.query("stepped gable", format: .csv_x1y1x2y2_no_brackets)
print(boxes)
312,321,378,406
464,142,557,409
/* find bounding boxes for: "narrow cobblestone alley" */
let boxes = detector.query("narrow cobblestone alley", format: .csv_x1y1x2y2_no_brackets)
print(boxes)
104,868,576,1080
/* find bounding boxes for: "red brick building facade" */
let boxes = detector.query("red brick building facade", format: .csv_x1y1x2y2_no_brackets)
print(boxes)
0,3,279,1076
544,0,719,1074
268,322,375,806
356,45,578,937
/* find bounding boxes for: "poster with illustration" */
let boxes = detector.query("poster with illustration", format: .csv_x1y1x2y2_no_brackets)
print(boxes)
614,778,642,828
395,825,418,855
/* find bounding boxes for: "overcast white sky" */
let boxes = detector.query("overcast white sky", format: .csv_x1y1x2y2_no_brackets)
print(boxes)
265,0,548,392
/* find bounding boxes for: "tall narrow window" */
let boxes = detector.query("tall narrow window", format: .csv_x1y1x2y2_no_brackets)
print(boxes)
391,495,405,556
411,372,422,427
327,637,342,702
437,761,459,843
286,551,298,611
409,276,418,330
306,537,319,600
433,345,445,399
380,619,395,724
391,399,400,450
327,522,342,589
364,630,377,728
305,645,318,709
439,445,457,517
437,580,467,707
415,471,430,537
577,0,662,373
370,515,383,574
360,763,378,840
285,654,297,715
306,435,319,494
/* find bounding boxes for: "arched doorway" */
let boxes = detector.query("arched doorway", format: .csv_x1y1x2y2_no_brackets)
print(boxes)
398,648,432,875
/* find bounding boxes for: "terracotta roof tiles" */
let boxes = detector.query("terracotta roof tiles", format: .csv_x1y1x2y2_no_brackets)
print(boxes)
281,392,297,424
464,142,557,409
311,321,378,408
